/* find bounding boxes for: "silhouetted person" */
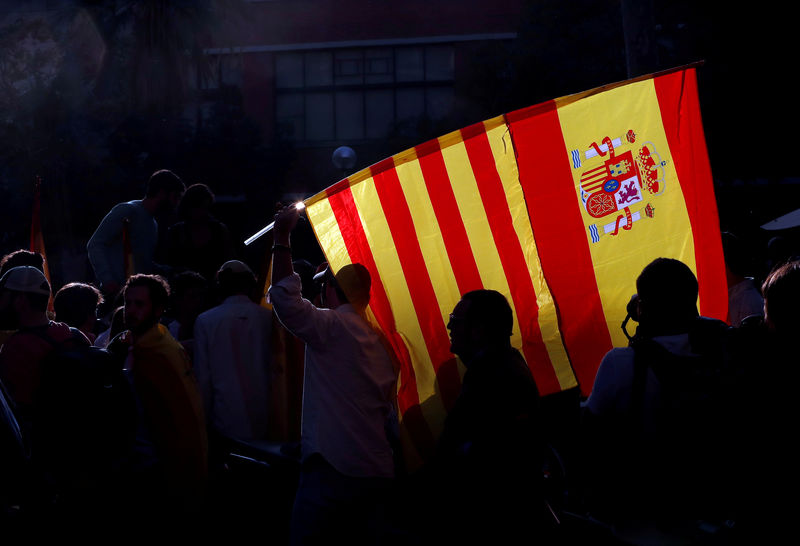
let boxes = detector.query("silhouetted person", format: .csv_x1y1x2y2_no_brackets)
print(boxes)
766,235,798,275
434,289,545,544
87,169,185,299
0,267,90,436
119,274,207,514
0,266,98,517
163,270,209,359
0,250,46,348
193,260,272,447
165,183,234,282
582,258,739,540
721,231,763,326
53,282,104,344
270,204,397,546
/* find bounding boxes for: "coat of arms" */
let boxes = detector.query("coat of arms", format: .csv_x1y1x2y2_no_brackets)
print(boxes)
571,130,667,243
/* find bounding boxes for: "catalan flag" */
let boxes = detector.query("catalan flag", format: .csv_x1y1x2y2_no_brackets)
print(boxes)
302,65,727,467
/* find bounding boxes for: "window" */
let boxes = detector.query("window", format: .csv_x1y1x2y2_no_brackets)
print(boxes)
275,45,455,144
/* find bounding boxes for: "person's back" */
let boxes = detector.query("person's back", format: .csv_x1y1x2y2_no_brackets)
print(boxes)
271,270,396,477
269,205,397,545
582,258,742,535
193,261,272,443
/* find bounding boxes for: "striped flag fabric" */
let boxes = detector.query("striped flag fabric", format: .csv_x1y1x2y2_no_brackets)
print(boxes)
302,65,727,466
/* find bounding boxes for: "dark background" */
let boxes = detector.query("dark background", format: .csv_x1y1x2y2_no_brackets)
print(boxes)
0,0,795,287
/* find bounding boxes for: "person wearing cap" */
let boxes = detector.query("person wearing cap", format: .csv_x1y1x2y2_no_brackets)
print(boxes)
0,266,91,433
270,204,398,546
193,260,272,450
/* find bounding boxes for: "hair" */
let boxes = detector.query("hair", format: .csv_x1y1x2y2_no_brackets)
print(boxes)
145,169,185,198
177,183,215,219
762,260,800,333
0,250,44,277
123,274,171,311
169,270,208,310
54,282,103,328
461,289,514,343
636,258,699,329
216,267,256,299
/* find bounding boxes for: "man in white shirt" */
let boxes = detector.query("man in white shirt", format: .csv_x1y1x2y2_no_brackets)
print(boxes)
193,261,272,444
269,204,397,546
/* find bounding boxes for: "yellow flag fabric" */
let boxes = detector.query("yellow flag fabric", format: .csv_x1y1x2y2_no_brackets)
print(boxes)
302,66,727,465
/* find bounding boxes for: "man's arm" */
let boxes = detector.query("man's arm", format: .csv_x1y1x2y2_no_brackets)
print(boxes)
87,203,129,290
271,204,300,284
582,349,625,416
268,204,330,347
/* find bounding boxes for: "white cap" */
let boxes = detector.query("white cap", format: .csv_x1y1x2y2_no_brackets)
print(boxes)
0,266,50,296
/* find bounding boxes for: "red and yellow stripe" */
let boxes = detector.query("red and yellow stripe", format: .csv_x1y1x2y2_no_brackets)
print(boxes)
303,65,726,464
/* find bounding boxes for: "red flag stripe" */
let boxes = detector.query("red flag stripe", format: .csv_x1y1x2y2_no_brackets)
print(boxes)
370,164,462,412
654,69,727,320
325,186,438,459
326,187,420,412
461,124,561,393
507,103,614,395
415,139,485,296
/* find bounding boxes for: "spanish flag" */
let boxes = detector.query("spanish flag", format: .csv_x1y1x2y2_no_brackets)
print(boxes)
303,65,727,466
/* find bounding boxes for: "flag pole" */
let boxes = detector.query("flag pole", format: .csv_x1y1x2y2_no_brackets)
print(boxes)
244,201,306,246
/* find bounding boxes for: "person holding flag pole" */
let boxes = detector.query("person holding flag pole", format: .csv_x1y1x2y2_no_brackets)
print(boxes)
268,203,398,546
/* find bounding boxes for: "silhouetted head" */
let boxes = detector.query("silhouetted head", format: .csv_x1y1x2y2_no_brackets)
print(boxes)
721,231,755,278
447,289,513,363
145,169,185,214
216,260,256,300
0,249,45,278
313,263,371,310
178,183,214,221
54,282,103,335
635,258,699,336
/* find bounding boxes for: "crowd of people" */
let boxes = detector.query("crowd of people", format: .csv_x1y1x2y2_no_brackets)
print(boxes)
1,169,799,544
